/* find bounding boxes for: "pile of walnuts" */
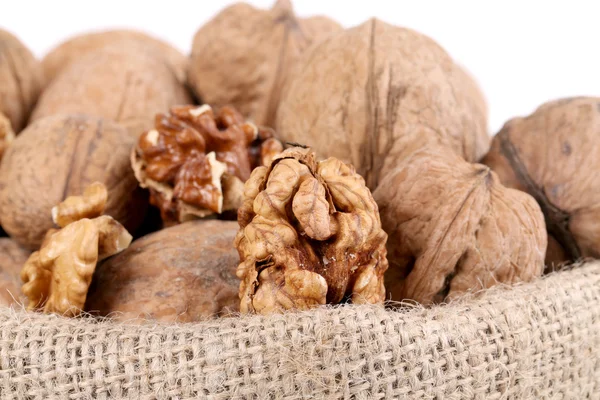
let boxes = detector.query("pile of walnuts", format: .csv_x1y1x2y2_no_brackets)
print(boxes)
0,1,595,320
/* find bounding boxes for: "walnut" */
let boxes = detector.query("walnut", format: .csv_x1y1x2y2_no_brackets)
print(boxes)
481,97,600,268
20,183,132,317
0,114,147,249
85,220,240,323
188,0,342,127
235,147,388,314
0,113,15,161
131,104,283,224
41,29,189,84
31,45,192,139
0,29,44,133
276,19,489,190
373,148,547,305
0,238,30,307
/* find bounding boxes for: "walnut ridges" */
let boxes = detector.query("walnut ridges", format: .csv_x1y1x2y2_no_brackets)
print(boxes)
85,220,241,323
235,147,388,314
276,19,489,190
0,114,147,249
41,29,189,84
188,0,342,127
31,45,193,138
0,238,30,307
131,104,283,224
482,97,600,266
0,29,44,134
373,148,546,305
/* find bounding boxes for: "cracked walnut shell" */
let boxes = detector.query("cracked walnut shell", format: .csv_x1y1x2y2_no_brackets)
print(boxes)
482,97,600,267
373,148,546,305
132,104,283,224
276,19,489,190
21,183,132,317
235,147,388,314
188,0,342,127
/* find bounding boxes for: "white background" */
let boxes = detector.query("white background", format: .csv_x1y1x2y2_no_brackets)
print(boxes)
2,0,599,134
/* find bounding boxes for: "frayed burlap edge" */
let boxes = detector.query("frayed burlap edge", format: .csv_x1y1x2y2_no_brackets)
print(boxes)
1,261,599,399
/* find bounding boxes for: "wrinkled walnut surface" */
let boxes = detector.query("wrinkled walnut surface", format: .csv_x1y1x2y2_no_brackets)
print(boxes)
0,112,15,161
0,114,147,249
0,238,30,307
374,148,546,305
276,19,489,190
85,220,241,323
132,104,282,224
482,97,600,267
31,45,192,138
41,29,189,84
235,147,388,314
188,0,341,127
0,29,44,133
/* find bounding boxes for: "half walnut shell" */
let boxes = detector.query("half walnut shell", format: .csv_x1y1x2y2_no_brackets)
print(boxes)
131,104,283,225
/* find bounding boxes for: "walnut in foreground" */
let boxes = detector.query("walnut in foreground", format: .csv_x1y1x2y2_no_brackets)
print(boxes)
373,148,546,305
85,220,240,323
482,97,600,268
21,183,132,317
131,104,283,225
235,147,388,314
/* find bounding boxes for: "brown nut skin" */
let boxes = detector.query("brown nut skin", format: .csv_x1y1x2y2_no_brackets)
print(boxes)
235,147,389,315
373,148,547,305
41,29,189,84
188,0,342,127
0,238,30,307
0,114,147,250
31,45,193,139
481,97,600,268
85,220,241,323
276,19,489,190
0,29,44,133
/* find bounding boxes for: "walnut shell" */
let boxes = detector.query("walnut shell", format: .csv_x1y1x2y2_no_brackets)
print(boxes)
188,0,342,127
276,19,489,190
85,220,240,322
482,97,600,267
0,114,147,249
0,29,44,133
41,29,188,84
31,45,193,138
373,148,546,305
0,238,30,307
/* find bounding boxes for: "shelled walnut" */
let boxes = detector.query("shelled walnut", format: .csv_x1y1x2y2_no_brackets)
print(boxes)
85,220,240,323
188,0,342,127
373,148,546,305
0,29,44,133
482,97,600,267
21,182,132,317
131,104,283,224
235,147,388,314
0,238,31,307
0,114,146,249
276,19,489,190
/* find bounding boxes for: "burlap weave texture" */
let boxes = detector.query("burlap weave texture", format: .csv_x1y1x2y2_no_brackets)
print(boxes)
1,262,599,399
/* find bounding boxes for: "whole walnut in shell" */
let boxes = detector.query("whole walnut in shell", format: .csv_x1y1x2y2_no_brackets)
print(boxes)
188,0,342,127
85,220,241,323
373,148,547,305
276,19,489,190
0,29,44,133
482,97,600,267
236,147,388,314
0,114,147,249
0,113,15,162
31,45,193,138
0,238,30,307
42,29,188,84
132,104,283,225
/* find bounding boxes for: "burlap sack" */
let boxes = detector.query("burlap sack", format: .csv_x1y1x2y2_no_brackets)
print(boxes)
1,261,599,399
